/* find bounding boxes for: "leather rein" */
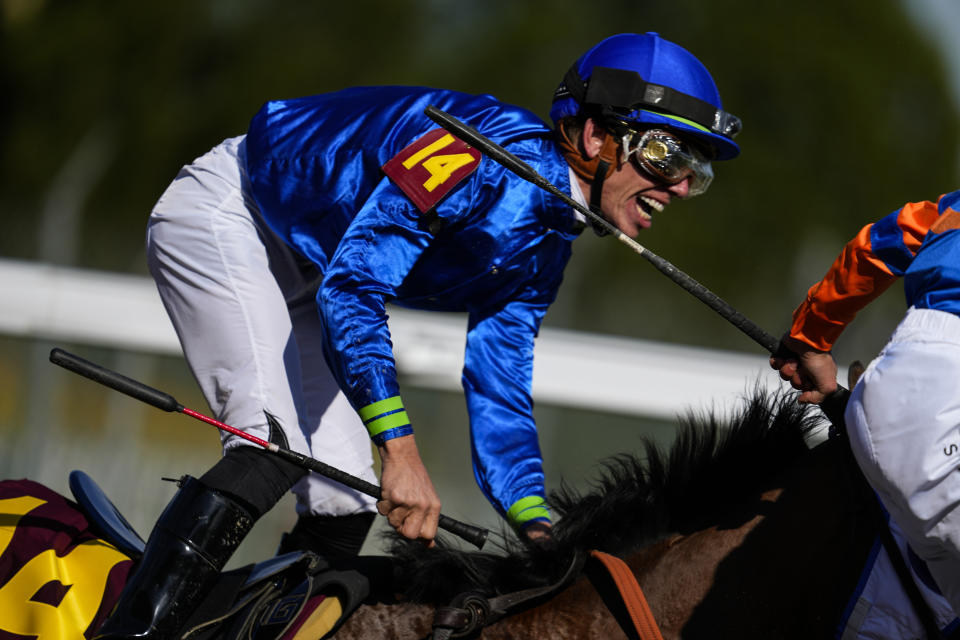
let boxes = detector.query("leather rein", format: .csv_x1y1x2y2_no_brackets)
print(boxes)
589,550,664,640
429,548,664,639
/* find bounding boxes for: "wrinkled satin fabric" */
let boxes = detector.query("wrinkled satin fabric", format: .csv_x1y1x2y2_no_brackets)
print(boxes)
244,86,582,520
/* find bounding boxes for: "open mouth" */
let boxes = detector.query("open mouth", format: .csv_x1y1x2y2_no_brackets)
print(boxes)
636,195,664,223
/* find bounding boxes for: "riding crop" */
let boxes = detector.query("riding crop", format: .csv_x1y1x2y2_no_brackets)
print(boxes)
49,347,489,549
423,106,850,421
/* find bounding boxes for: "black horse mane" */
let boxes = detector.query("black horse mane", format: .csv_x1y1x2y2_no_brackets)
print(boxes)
386,387,823,603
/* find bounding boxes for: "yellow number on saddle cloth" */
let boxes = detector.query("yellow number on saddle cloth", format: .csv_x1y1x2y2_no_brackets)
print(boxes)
0,493,131,639
383,128,481,213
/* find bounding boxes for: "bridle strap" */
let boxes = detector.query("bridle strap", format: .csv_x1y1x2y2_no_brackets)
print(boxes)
589,550,664,640
430,549,585,639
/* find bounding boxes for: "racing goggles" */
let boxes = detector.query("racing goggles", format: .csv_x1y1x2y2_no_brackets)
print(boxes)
621,128,714,197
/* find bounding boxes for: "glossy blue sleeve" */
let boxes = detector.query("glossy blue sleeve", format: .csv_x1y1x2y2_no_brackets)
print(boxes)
463,293,556,528
310,178,434,414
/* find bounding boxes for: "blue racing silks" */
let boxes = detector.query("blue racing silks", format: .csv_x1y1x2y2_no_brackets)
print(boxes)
243,86,580,524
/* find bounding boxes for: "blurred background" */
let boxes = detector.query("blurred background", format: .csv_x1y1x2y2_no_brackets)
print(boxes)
1,0,958,566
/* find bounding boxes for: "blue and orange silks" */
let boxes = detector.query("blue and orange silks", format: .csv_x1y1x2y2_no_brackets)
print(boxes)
243,86,581,526
790,191,960,350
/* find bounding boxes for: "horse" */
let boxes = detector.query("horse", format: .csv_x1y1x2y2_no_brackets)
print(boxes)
0,386,905,639
333,388,882,639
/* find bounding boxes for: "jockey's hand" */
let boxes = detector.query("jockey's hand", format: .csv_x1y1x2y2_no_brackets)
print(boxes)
769,335,838,404
523,521,555,550
377,434,441,546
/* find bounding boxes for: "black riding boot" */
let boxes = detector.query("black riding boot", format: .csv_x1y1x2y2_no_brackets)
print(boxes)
95,476,254,639
277,511,376,563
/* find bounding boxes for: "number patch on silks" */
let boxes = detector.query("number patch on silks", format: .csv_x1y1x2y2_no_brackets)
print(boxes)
383,128,481,212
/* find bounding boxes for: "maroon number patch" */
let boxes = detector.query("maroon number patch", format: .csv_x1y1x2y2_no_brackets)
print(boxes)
383,128,481,212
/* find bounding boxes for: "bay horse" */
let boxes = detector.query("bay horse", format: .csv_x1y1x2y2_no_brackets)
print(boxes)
334,388,880,639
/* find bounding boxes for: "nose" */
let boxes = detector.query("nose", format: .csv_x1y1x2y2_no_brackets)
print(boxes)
668,176,691,198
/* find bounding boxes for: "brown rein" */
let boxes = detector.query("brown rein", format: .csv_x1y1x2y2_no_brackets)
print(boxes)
589,550,664,640
429,548,664,639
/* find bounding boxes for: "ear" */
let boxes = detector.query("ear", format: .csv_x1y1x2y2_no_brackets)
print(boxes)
581,118,607,159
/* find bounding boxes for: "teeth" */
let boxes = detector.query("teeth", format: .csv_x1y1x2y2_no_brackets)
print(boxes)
639,196,664,212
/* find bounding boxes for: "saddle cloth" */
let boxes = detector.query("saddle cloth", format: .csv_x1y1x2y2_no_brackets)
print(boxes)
839,517,960,639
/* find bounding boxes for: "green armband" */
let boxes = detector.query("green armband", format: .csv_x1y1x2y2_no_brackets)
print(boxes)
359,396,412,446
506,495,551,526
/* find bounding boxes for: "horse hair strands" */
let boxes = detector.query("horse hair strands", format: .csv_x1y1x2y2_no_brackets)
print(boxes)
385,386,822,604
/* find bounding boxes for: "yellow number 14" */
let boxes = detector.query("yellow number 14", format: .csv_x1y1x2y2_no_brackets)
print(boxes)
402,133,476,192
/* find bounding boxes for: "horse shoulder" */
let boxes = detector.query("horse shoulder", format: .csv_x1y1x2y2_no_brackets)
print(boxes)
654,441,874,638
628,515,773,637
482,572,633,639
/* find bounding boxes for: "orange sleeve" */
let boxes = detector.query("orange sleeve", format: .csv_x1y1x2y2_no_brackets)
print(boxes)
899,199,942,253
788,199,940,351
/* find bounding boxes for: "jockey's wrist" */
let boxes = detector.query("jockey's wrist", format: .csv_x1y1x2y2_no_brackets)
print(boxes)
371,425,414,447
377,432,420,461
780,334,831,357
788,312,843,353
507,495,551,528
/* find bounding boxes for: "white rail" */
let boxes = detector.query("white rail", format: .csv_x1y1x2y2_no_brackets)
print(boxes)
0,257,781,419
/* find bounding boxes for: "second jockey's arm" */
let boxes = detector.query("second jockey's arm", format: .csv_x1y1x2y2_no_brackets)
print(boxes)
376,433,441,545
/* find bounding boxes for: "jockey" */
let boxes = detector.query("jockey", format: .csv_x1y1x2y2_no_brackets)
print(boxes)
96,32,741,638
771,191,960,616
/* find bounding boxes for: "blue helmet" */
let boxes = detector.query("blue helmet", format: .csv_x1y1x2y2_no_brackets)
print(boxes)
550,33,741,161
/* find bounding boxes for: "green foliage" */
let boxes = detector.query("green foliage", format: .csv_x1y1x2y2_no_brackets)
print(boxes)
2,0,955,359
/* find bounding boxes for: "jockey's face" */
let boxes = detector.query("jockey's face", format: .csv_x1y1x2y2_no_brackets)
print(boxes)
579,118,692,237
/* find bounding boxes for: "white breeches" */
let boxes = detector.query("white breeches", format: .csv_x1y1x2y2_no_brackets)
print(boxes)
846,306,960,614
145,135,377,517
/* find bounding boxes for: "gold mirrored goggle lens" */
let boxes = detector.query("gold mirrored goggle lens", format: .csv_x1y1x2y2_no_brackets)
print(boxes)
622,129,714,197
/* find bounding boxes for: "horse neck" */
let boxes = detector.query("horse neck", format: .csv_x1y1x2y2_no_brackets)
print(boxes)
618,440,873,638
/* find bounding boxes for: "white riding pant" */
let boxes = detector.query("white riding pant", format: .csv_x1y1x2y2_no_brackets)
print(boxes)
145,135,377,517
846,306,960,614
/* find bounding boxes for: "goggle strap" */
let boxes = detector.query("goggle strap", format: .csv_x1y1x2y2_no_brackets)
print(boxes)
557,65,741,138
557,65,588,103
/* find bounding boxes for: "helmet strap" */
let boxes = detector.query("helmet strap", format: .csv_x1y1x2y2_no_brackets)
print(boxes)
589,134,619,223
556,120,620,235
